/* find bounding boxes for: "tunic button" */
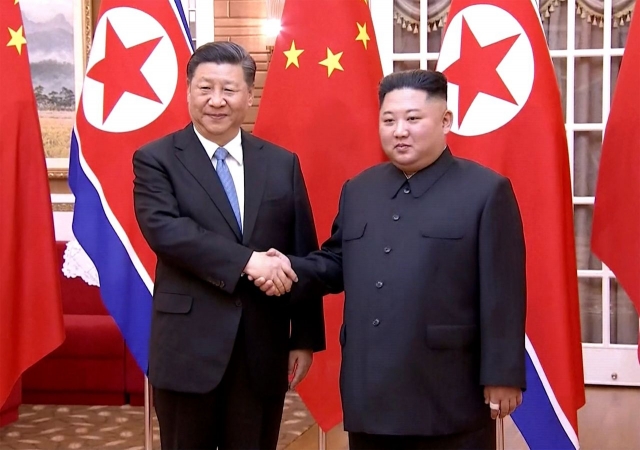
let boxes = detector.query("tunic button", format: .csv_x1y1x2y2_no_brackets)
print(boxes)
392,214,400,221
384,247,391,254
235,300,242,307
403,187,411,194
375,281,383,288
372,319,380,326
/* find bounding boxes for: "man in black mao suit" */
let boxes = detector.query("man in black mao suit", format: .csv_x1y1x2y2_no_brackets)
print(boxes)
259,70,527,450
133,42,325,450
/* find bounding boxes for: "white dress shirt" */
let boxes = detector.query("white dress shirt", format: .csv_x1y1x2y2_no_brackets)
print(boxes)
194,127,245,227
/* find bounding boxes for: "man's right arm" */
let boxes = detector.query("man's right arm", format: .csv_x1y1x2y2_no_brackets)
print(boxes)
133,147,291,294
260,182,350,298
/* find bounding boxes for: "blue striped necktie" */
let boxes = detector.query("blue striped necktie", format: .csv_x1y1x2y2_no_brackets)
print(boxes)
213,147,242,233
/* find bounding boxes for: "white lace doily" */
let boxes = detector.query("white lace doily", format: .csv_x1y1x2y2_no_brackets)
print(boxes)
62,240,100,287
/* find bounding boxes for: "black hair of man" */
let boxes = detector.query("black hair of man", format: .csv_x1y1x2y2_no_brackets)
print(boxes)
186,41,256,87
378,69,448,106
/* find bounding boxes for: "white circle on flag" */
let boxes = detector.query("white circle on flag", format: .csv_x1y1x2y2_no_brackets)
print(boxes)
82,7,179,132
436,4,535,136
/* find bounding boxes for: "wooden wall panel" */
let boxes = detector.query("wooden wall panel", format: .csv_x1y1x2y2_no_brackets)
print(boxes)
214,0,270,131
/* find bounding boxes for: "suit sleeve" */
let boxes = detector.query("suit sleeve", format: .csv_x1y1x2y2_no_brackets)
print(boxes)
478,177,527,389
288,155,326,352
289,181,347,299
132,147,253,294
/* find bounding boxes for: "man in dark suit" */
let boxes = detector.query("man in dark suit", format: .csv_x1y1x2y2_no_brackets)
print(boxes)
258,70,527,449
132,41,325,450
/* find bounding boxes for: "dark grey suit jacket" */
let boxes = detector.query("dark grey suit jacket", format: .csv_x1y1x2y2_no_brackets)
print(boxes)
133,124,325,398
291,148,526,435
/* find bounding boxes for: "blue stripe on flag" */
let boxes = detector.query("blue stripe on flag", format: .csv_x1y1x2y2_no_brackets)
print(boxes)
69,131,152,374
512,352,576,449
171,0,194,51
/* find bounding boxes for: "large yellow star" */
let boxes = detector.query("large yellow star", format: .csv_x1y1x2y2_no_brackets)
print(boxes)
356,22,370,50
7,25,27,55
283,40,304,69
319,48,343,77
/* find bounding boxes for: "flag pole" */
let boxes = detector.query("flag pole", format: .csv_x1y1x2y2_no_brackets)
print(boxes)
318,427,326,450
496,417,505,450
144,376,153,450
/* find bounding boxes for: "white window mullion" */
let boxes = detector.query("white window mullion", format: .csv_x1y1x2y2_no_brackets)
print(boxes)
419,0,429,69
370,0,394,75
566,0,576,198
194,0,214,47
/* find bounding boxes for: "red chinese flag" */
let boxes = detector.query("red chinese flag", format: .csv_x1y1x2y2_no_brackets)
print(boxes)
0,1,65,406
253,0,384,431
437,0,584,444
592,12,640,359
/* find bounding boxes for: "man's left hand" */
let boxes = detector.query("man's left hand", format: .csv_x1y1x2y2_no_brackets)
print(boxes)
484,385,523,419
288,349,313,390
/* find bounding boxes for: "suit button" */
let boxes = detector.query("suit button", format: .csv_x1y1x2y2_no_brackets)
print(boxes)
375,281,383,288
392,214,400,221
235,300,242,307
403,187,411,194
384,247,391,254
220,281,225,288
372,319,380,326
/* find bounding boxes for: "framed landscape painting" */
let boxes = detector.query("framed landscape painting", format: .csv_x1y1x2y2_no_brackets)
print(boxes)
20,0,95,180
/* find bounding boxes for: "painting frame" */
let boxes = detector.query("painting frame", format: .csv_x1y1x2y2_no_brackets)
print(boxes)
45,0,95,181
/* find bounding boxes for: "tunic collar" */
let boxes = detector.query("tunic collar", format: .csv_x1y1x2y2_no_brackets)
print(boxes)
387,147,455,198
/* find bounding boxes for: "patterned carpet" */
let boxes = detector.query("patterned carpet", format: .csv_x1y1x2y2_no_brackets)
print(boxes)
0,392,314,449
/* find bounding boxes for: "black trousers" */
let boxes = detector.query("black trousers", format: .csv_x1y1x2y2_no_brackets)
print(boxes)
348,421,496,450
154,329,286,450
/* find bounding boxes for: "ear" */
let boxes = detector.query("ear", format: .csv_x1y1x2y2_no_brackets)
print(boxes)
442,109,453,134
248,86,254,107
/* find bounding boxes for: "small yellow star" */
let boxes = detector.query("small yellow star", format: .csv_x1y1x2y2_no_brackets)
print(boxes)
356,22,370,50
7,25,27,55
283,40,304,69
362,0,368,4
319,48,343,77
14,0,20,4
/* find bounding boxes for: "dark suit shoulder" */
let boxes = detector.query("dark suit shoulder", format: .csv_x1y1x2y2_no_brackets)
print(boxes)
242,131,297,162
345,162,394,187
453,156,509,185
135,125,188,157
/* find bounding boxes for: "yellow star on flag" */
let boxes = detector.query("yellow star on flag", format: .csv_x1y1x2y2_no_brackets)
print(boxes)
356,22,370,49
7,25,27,55
319,48,344,77
14,0,20,4
284,40,304,69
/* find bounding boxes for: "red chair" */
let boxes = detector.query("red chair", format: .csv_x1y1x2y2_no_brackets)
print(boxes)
21,243,127,405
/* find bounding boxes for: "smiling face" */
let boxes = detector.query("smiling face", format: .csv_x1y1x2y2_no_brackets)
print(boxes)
379,88,453,174
187,62,253,146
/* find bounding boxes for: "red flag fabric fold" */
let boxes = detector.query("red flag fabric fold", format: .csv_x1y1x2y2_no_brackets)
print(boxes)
0,0,65,407
437,0,584,446
591,11,640,359
253,0,384,431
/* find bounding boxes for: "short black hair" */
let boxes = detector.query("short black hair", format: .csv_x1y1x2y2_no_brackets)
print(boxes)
378,70,448,106
186,41,256,87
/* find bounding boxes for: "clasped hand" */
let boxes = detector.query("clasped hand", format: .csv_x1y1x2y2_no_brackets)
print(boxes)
244,249,296,296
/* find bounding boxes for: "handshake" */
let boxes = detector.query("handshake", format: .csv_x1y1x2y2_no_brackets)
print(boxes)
243,249,296,296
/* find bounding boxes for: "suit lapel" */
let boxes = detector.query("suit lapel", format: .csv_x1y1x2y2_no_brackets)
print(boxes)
173,124,242,241
241,131,267,245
